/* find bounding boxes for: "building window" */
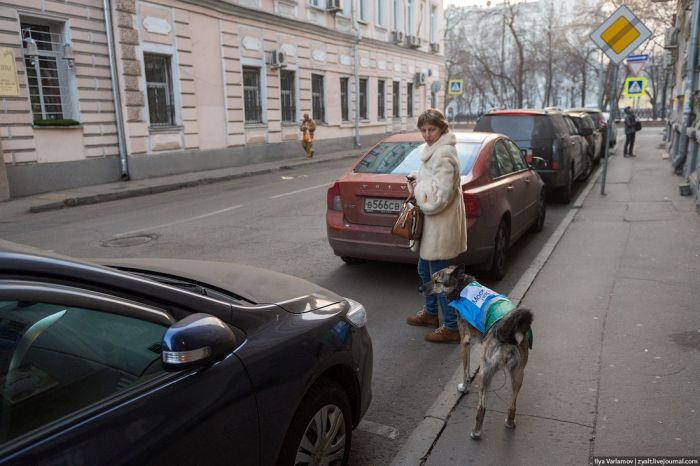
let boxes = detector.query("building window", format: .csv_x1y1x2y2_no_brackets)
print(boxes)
360,0,368,21
280,69,296,123
340,77,349,122
144,53,176,127
21,20,77,124
393,0,402,32
407,0,414,35
407,82,413,117
243,66,263,124
359,78,368,120
392,81,400,118
308,0,321,7
377,0,385,26
430,5,438,43
312,74,325,122
377,80,385,120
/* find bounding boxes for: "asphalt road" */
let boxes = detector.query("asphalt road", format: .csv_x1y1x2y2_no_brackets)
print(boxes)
0,157,593,465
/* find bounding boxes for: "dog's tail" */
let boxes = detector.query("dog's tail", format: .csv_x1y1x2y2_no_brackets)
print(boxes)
495,307,533,346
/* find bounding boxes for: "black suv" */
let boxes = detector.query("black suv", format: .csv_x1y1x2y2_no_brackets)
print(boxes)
474,109,588,203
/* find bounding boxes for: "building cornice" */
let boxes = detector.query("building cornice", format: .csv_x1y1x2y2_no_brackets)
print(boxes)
177,0,441,61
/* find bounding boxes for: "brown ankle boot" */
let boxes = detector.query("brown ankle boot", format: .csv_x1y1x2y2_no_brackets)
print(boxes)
424,326,460,343
406,309,439,328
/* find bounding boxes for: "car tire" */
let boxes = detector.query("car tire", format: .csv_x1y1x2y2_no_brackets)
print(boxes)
580,151,594,181
488,219,510,280
341,256,365,265
530,191,546,233
277,379,352,466
556,166,574,204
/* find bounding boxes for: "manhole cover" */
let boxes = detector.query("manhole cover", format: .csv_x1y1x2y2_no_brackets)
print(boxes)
102,234,158,247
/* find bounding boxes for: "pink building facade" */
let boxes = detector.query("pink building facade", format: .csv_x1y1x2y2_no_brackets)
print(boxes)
0,0,445,198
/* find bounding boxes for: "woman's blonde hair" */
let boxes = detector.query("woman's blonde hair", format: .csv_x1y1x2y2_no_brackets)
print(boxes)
417,108,449,134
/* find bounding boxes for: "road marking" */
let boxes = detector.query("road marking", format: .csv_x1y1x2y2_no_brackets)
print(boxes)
269,183,330,199
357,420,400,440
114,205,243,237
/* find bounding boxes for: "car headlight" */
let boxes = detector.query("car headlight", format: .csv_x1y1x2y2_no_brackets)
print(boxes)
344,297,367,328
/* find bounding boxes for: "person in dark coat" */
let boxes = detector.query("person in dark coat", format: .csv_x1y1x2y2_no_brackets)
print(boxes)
623,106,638,157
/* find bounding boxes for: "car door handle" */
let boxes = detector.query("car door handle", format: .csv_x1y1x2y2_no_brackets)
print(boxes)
507,185,514,191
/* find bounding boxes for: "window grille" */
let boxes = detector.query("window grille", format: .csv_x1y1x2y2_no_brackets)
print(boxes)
21,22,74,123
144,53,175,127
377,80,385,120
340,77,349,122
243,66,262,124
280,70,296,123
359,78,367,120
392,81,400,117
311,74,325,122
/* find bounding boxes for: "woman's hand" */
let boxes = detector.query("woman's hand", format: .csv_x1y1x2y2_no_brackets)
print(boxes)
406,176,416,195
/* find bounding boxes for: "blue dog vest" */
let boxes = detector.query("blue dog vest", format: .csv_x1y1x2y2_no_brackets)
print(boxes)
448,281,532,348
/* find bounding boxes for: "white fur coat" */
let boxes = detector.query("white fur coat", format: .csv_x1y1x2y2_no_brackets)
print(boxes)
410,132,468,260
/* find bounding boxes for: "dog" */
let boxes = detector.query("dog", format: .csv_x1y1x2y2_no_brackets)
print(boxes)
419,264,533,439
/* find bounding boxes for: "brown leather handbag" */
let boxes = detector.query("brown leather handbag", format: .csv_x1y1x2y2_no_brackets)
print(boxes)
392,194,423,240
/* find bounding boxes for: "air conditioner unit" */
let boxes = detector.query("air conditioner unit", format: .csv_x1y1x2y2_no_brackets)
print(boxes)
414,72,426,86
268,48,287,68
430,42,440,53
392,30,404,44
407,35,421,48
326,0,342,13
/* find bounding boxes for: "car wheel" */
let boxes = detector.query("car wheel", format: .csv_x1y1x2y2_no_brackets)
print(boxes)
580,151,594,181
488,219,510,280
278,380,352,466
530,191,546,233
341,256,365,265
556,166,574,204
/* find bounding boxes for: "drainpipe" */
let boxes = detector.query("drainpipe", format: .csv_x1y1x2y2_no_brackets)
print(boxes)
103,0,130,180
674,0,700,174
351,0,361,148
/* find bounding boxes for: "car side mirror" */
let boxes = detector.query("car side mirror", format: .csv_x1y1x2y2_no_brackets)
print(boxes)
161,313,237,371
579,127,593,136
529,156,548,170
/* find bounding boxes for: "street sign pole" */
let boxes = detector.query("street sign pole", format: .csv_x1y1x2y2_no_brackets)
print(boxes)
600,64,619,195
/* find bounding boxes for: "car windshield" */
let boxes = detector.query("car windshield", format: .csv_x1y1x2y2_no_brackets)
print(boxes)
354,141,480,176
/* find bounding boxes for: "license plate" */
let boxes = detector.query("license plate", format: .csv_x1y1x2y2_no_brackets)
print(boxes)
364,197,403,214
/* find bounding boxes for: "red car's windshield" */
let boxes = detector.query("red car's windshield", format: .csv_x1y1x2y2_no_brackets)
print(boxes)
354,142,480,176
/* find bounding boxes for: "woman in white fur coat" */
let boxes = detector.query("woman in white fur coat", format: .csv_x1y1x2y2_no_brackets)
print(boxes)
406,109,468,343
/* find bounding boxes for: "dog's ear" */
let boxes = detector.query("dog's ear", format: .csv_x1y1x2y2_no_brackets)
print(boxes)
454,263,466,276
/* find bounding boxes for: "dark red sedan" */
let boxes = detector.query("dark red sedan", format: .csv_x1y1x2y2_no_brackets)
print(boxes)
326,131,546,279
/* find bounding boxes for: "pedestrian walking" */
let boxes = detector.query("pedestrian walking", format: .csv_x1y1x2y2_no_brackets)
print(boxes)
300,113,316,159
405,108,468,343
623,106,639,157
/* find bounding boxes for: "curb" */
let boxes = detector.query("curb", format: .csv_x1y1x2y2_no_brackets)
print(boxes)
27,152,363,214
388,159,608,466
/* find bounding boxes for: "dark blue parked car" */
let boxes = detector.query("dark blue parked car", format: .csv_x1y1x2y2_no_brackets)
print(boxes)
0,240,372,465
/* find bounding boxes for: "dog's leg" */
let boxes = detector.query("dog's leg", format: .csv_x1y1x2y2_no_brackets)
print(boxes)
457,320,471,393
505,347,528,429
470,353,494,440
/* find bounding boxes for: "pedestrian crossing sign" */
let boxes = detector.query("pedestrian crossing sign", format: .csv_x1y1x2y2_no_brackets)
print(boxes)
623,77,647,97
448,79,464,95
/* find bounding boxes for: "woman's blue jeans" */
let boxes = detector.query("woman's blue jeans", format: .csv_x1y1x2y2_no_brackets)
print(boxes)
417,258,458,330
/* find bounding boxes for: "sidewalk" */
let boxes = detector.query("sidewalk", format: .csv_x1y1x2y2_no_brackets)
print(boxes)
397,130,699,464
0,148,366,218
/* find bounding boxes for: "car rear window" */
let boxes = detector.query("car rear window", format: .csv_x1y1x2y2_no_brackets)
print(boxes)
475,115,552,146
354,141,480,176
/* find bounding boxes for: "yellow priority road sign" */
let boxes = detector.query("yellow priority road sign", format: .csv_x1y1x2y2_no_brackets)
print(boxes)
623,77,647,97
590,5,651,65
448,79,463,95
